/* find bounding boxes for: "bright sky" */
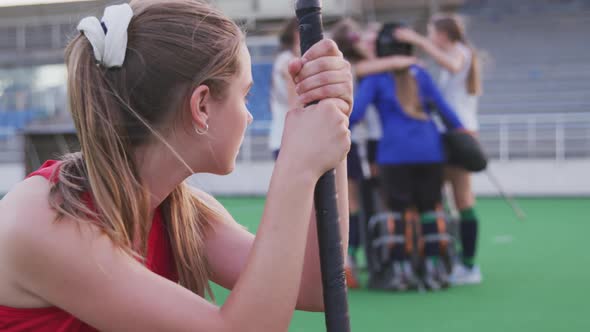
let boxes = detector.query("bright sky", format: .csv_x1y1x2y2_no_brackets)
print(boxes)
0,0,96,8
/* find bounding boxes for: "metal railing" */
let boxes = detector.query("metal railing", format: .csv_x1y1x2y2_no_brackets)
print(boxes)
478,112,590,161
237,112,590,162
1,111,589,164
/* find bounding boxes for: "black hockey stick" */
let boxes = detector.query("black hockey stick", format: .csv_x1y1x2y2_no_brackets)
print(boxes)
295,1,351,331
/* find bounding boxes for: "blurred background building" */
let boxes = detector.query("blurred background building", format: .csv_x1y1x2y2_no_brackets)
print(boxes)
0,0,589,195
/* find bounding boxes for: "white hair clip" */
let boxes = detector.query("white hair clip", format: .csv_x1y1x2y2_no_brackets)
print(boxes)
77,3,133,68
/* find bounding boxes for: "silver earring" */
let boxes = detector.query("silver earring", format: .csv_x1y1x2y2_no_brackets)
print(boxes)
195,123,209,135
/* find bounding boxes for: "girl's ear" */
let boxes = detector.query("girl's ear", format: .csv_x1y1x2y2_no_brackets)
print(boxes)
189,85,211,129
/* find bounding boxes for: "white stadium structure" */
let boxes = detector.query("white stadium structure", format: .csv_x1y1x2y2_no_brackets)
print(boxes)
0,0,589,196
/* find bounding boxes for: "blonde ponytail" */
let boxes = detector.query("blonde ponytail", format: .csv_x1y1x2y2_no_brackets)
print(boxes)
50,0,243,298
432,14,482,96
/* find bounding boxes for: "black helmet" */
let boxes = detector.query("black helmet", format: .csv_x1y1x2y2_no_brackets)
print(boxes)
377,22,413,57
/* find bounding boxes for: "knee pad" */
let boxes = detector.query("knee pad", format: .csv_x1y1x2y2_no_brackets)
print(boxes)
403,208,419,255
367,211,404,272
418,206,452,256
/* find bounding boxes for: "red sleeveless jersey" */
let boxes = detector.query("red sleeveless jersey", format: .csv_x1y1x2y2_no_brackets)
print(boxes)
0,160,179,331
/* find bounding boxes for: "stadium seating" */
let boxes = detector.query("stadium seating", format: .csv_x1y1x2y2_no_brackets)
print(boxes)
0,110,42,141
248,63,273,125
462,0,590,113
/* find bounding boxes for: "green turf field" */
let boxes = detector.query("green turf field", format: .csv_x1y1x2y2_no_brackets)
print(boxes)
215,197,590,332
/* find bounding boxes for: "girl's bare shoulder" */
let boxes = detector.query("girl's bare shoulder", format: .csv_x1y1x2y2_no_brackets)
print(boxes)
0,176,56,235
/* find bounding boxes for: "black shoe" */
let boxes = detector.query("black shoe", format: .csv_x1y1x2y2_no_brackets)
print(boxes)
387,261,409,291
402,260,420,290
436,259,451,289
368,268,394,291
423,259,442,291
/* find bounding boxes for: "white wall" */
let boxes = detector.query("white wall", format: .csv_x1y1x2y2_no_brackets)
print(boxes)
3,160,589,197
188,162,274,196
190,160,590,197
472,160,590,197
0,163,25,194
213,0,361,20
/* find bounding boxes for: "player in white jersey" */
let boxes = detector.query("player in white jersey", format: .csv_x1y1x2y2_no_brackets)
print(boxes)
269,19,299,159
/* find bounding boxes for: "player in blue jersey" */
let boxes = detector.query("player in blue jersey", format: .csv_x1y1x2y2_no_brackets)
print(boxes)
350,23,465,291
